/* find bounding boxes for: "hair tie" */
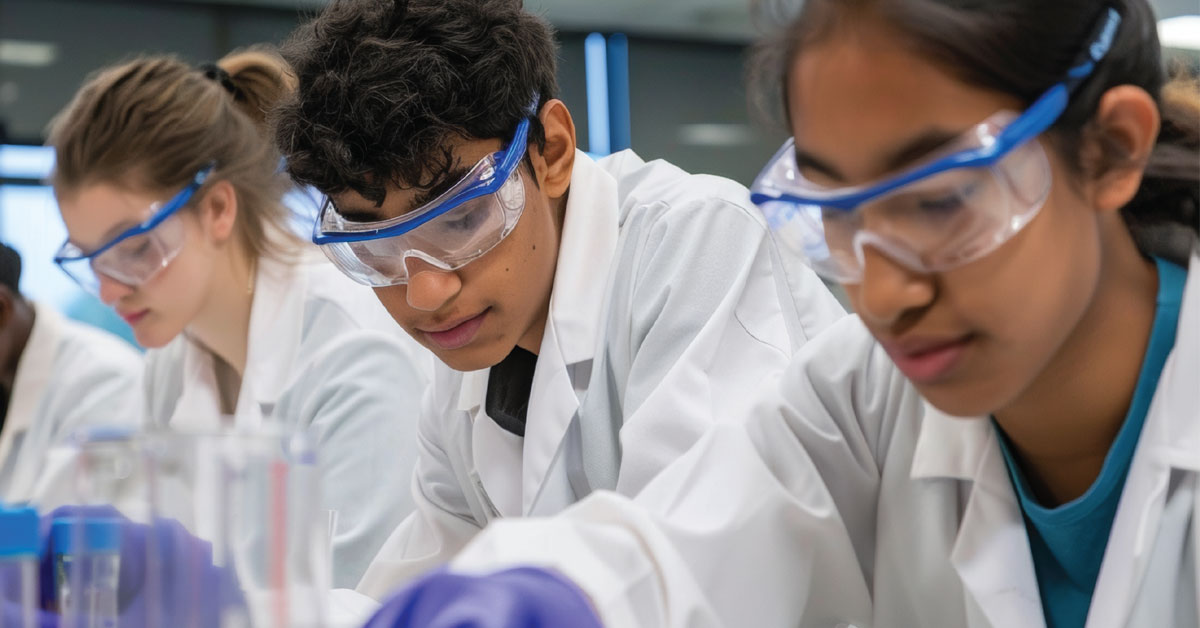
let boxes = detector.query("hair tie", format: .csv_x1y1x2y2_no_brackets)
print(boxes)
198,63,245,101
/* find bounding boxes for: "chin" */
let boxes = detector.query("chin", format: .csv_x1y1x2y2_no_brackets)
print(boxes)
430,341,511,373
131,322,181,350
914,378,1012,419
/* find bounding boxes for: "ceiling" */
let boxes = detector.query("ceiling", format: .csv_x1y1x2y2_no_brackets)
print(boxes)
165,0,1198,44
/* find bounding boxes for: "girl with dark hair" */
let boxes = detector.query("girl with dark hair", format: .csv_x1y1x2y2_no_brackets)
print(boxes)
355,2,1200,627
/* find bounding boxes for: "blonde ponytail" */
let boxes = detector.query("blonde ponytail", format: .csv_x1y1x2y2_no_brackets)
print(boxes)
48,48,302,263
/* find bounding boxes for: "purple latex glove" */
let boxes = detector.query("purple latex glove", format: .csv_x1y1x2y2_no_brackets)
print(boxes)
0,562,56,627
38,506,245,628
0,601,57,627
362,566,604,628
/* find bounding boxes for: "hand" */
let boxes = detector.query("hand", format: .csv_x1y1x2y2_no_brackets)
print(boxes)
0,562,56,627
39,506,245,628
0,601,58,628
363,567,603,628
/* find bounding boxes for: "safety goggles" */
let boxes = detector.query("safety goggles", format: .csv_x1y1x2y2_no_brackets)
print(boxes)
750,7,1122,284
54,165,213,295
311,116,533,287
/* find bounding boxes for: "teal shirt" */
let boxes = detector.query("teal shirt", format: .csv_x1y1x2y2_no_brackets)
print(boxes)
997,257,1187,628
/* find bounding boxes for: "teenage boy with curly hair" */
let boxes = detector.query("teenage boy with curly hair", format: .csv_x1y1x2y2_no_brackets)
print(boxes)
273,0,844,597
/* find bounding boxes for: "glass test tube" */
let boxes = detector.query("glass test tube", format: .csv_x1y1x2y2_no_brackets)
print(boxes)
52,517,121,628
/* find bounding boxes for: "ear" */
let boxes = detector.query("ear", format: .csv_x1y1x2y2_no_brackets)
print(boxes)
1082,85,1160,215
197,179,240,245
530,99,577,201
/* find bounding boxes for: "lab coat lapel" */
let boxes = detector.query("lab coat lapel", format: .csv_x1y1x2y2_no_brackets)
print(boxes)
167,258,305,429
1088,251,1200,628
950,434,1046,628
522,320,580,514
165,340,222,429
522,152,620,514
236,257,305,425
912,404,1045,628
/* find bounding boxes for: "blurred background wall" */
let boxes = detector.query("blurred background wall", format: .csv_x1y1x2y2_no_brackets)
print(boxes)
1,0,1197,339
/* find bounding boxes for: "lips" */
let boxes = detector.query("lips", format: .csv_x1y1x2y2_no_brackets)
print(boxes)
118,309,149,326
419,309,489,351
880,334,974,383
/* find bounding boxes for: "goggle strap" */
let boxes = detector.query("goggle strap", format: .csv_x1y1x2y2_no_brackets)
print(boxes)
1064,6,1122,93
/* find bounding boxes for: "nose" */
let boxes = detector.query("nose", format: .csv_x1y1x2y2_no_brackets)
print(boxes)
96,273,134,306
852,246,936,328
404,258,462,312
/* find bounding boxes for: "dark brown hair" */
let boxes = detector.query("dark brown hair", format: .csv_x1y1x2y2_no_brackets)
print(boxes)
749,0,1199,261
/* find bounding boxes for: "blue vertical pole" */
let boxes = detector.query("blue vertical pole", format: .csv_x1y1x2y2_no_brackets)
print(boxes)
584,33,611,157
605,33,631,153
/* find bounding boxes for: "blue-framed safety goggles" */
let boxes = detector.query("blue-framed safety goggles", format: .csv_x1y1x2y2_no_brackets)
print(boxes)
312,114,534,287
54,165,213,295
750,7,1123,283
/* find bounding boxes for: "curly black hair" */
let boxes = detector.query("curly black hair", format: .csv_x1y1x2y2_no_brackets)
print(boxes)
274,0,559,205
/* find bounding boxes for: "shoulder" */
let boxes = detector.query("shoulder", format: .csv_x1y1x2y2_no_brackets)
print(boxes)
598,150,767,232
286,262,432,388
49,310,142,378
294,258,400,332
766,315,922,461
287,259,426,365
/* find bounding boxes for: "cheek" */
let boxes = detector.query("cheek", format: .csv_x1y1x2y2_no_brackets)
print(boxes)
923,188,1102,413
143,245,218,333
969,183,1100,339
372,286,417,328
481,196,559,289
515,202,560,292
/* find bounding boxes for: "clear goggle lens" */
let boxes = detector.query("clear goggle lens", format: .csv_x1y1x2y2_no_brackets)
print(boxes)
319,167,526,287
756,117,1051,284
56,215,186,295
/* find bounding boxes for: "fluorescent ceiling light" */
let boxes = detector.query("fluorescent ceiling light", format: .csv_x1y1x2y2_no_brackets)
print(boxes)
1159,16,1200,51
0,145,55,180
0,39,58,67
678,123,757,147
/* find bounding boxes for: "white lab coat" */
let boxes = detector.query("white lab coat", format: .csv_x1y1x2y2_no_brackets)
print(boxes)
449,251,1200,628
143,254,432,589
0,302,142,503
356,149,846,597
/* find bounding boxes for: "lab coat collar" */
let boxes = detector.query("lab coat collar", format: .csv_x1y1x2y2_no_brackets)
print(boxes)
0,302,64,461
1147,250,1200,468
456,150,620,412
1085,250,1198,627
545,150,621,365
170,256,305,428
909,398,1048,626
457,152,621,513
523,152,620,511
909,403,992,481
241,256,306,415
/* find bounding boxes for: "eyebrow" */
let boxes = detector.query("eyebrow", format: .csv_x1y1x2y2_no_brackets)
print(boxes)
794,128,964,184
99,219,141,243
409,166,471,210
334,166,473,224
65,217,139,256
333,203,385,223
